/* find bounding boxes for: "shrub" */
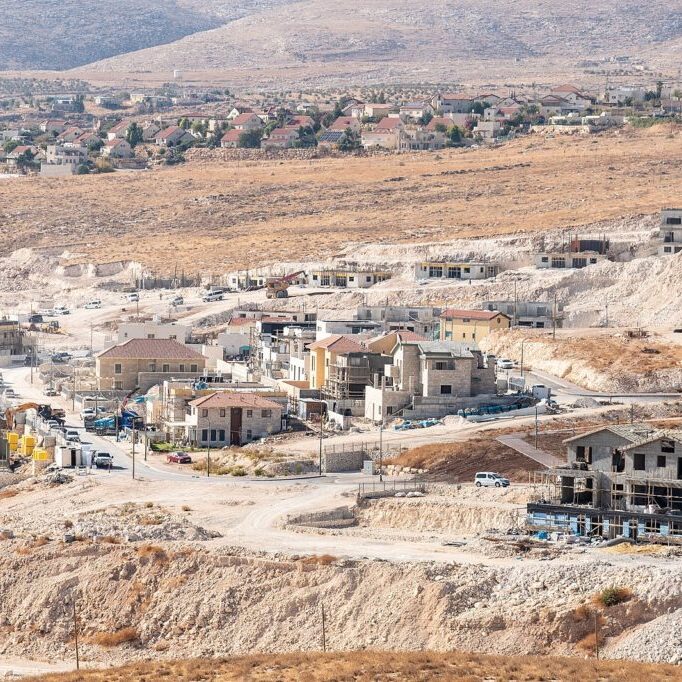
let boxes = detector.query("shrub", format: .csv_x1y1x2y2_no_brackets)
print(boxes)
0,488,18,500
63,519,73,529
137,544,168,564
181,505,191,512
300,554,336,566
231,466,247,477
86,627,139,647
594,587,633,608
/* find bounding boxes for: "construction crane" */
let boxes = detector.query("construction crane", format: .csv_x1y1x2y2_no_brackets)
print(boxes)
265,271,306,299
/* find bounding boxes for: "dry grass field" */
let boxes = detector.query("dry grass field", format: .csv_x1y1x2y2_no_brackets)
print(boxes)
2,125,681,274
26,651,682,682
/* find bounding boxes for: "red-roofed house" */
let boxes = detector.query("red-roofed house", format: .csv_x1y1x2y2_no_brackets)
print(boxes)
76,132,101,146
231,113,264,131
361,116,403,149
288,115,315,128
329,116,360,132
155,125,192,147
186,391,283,446
440,309,510,342
307,335,366,392
220,129,242,148
96,338,206,390
107,121,131,141
102,138,134,159
262,126,299,149
57,127,84,143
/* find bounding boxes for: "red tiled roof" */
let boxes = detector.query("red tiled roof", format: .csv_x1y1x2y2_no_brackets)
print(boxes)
221,130,241,142
189,392,281,410
227,316,254,326
157,125,184,139
426,116,454,131
97,338,204,360
376,117,402,131
308,334,364,353
232,113,261,126
441,309,510,321
330,117,355,130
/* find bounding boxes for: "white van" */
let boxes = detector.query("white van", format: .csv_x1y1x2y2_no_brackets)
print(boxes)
126,292,139,302
474,472,510,488
202,290,224,303
84,299,102,309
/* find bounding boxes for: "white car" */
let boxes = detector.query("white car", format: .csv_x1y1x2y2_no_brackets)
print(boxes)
53,305,70,315
202,290,224,303
65,429,81,443
496,358,514,369
126,292,139,302
84,300,102,309
474,472,510,488
81,408,96,420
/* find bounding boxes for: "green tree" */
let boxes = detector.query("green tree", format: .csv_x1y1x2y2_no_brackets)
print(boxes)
2,140,18,153
178,117,190,130
656,80,663,101
338,127,361,151
295,126,317,148
447,125,462,145
87,138,103,153
419,111,433,126
238,129,262,148
126,122,143,148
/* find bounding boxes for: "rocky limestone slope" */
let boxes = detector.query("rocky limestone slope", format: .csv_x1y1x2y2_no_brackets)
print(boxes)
0,540,680,665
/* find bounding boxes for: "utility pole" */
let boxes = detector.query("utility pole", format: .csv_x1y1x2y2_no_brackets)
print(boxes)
143,412,148,462
72,368,77,412
89,322,93,355
318,413,323,475
552,292,557,341
321,603,327,653
206,417,211,477
72,599,80,671
593,611,600,660
132,421,135,480
534,406,539,449
379,418,384,482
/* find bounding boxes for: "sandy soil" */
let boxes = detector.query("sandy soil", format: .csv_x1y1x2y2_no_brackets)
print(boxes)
0,127,680,274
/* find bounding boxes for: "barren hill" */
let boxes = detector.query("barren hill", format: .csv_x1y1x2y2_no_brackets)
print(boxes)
76,0,682,85
0,0,293,71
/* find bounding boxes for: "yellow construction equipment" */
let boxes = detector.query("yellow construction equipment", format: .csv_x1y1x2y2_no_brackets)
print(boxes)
265,271,306,299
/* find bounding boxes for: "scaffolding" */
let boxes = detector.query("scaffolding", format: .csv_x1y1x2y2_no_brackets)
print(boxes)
532,469,682,510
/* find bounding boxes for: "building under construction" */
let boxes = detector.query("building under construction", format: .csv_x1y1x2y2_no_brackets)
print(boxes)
527,424,682,542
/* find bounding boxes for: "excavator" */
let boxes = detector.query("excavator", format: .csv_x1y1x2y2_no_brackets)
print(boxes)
3,403,65,431
265,271,306,299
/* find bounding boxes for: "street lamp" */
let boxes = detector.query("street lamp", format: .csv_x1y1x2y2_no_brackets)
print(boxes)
520,338,528,379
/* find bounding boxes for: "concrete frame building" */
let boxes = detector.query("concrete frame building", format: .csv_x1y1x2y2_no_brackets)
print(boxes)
528,425,682,541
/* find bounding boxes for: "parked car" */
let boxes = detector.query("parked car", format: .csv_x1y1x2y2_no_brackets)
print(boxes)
43,387,57,397
170,295,184,306
81,408,96,420
496,358,514,369
53,305,70,315
166,452,192,464
84,300,102,309
126,292,139,302
474,472,510,488
65,429,81,443
28,314,44,324
202,290,224,303
93,452,113,468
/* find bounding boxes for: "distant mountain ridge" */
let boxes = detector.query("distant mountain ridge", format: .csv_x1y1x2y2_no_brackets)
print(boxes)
1,0,681,80
0,0,295,70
